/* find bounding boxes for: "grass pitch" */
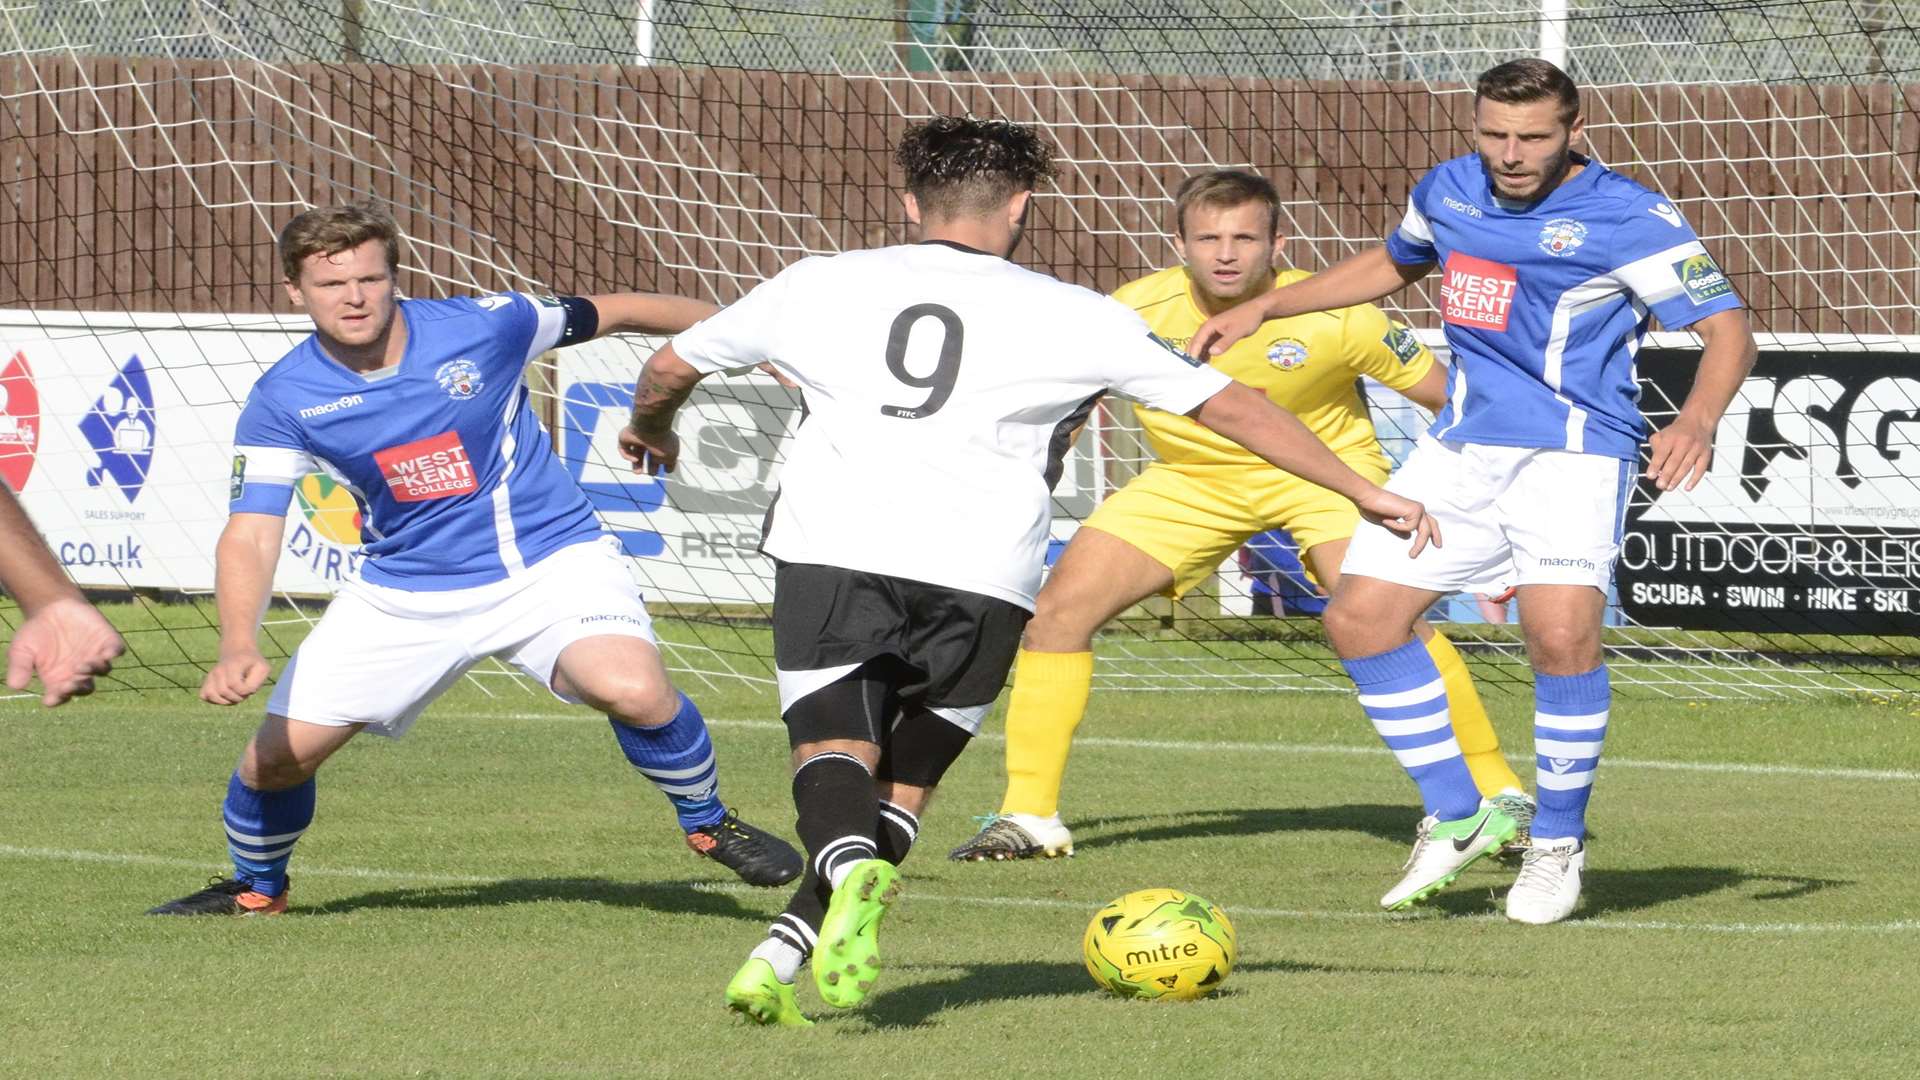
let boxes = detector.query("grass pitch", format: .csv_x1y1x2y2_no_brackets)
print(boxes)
2,624,1915,1079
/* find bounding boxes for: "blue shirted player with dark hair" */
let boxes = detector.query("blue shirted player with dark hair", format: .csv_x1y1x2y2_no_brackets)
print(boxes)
1191,59,1757,923
148,204,801,916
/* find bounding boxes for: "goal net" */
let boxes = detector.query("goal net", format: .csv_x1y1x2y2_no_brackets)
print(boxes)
2,1,1916,699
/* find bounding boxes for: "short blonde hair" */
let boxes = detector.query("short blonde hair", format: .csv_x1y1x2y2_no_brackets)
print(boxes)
1172,170,1280,238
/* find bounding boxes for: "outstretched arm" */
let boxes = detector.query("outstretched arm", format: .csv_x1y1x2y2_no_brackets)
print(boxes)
1,483,124,705
200,512,285,706
618,343,708,475
1191,247,1434,360
1190,381,1440,555
585,292,719,338
1646,307,1758,492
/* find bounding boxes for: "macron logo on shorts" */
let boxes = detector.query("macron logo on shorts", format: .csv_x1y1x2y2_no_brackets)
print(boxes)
1441,252,1518,331
373,431,478,502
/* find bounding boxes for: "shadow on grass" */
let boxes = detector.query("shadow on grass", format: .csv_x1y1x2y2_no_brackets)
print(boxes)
851,956,1467,1030
1422,864,1851,920
305,876,772,921
1067,803,1416,850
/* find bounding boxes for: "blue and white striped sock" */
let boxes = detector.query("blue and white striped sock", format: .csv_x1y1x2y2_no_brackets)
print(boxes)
1343,639,1482,821
1532,666,1610,842
223,773,314,898
609,692,726,832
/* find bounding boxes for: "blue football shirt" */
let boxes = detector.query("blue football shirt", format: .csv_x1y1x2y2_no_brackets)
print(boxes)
1385,153,1744,459
229,293,602,590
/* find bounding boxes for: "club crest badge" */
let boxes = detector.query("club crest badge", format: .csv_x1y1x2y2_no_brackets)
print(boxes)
1265,339,1309,371
1538,217,1587,257
436,358,484,400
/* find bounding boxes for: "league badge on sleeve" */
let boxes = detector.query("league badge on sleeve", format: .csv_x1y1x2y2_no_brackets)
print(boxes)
435,358,484,400
1381,323,1424,365
1675,254,1732,304
229,454,247,501
1537,217,1588,257
1265,339,1309,371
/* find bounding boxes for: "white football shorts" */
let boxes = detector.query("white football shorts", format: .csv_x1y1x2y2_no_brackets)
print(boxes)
268,536,657,737
1341,435,1635,595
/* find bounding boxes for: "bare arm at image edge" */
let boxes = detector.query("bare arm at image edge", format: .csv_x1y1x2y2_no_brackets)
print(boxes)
1,483,125,706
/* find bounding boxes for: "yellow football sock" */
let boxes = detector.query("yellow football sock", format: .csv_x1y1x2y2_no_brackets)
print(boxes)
999,649,1096,818
1424,630,1525,797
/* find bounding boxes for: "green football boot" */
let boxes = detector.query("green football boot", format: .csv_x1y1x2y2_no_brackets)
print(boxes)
1381,799,1520,910
813,859,902,1009
725,958,813,1028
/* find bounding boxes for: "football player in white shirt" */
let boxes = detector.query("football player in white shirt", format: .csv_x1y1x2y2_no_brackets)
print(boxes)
620,117,1438,1026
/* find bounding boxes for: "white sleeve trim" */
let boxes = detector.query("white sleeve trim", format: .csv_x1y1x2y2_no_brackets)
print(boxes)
236,443,317,485
519,292,567,362
1613,240,1707,306
1398,199,1434,246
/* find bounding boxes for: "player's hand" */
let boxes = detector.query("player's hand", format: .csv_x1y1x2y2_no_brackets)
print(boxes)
617,424,679,476
1188,296,1271,360
1646,416,1714,492
201,646,271,706
1355,489,1441,558
5,597,124,706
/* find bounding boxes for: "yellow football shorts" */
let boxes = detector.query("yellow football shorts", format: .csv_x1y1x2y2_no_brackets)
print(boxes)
1080,458,1391,599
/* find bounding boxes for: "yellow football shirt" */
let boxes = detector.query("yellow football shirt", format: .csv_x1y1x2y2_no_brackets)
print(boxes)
1111,266,1436,470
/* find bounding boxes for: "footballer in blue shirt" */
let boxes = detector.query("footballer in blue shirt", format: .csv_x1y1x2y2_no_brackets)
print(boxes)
1192,60,1757,924
148,204,801,916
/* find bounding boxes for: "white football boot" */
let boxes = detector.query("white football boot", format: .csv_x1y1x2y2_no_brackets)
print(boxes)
1505,836,1586,924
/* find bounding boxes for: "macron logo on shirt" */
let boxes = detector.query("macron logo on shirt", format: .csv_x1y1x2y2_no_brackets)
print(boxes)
374,431,478,502
298,393,365,419
1441,252,1518,331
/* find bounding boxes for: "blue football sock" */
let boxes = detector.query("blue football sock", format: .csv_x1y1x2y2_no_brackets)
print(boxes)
1532,666,1610,842
609,692,726,831
1344,639,1482,821
223,772,314,898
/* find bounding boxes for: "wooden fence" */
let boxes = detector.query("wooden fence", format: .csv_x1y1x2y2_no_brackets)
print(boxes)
4,57,1919,334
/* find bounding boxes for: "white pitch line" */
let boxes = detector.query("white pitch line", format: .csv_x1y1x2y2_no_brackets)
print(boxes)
8,703,1906,783
497,714,1920,783
3,844,1911,937
688,881,1920,936
0,844,500,885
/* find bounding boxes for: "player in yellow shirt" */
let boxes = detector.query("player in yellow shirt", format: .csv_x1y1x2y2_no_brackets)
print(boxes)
950,170,1530,861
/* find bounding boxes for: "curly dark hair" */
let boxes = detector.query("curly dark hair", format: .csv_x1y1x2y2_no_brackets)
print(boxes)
894,116,1057,220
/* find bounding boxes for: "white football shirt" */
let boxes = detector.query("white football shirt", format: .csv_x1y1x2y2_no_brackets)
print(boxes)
673,240,1232,609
